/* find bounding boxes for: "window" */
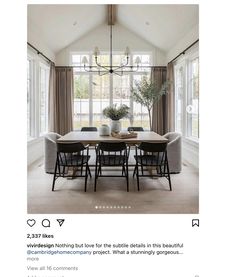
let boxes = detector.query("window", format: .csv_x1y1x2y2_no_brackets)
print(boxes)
174,48,199,142
39,64,49,135
132,74,149,129
174,63,185,134
74,74,90,129
187,57,199,139
27,58,34,140
27,50,50,141
113,74,131,128
92,74,110,127
72,53,151,129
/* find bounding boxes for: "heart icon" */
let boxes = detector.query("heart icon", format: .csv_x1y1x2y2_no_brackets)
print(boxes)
27,219,36,227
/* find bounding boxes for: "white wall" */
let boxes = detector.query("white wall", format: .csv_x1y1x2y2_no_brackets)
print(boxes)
166,24,199,63
56,23,166,66
28,21,56,63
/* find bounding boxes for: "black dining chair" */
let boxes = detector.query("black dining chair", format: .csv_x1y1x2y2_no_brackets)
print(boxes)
52,142,91,192
81,127,98,165
81,127,98,132
127,126,144,132
127,127,144,158
94,142,129,192
133,142,172,191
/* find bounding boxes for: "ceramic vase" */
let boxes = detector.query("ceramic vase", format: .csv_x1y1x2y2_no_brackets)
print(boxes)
110,120,121,133
99,124,110,136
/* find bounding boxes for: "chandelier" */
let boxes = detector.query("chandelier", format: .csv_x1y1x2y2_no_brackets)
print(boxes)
81,5,141,76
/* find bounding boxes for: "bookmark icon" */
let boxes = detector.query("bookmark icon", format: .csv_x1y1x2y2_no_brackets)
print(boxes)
57,219,65,227
192,219,199,227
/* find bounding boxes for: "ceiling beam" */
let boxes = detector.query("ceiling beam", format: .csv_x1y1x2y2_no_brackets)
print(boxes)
107,4,116,25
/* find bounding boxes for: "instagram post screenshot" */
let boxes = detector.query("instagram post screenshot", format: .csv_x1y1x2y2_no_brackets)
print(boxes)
2,1,236,276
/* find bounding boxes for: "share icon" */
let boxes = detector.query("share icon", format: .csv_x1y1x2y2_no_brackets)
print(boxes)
56,219,65,227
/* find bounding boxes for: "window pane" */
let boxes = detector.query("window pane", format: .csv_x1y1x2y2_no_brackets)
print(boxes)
132,102,149,129
39,66,49,135
175,65,184,134
92,54,110,66
27,59,33,140
133,54,151,73
132,75,150,129
187,58,199,139
72,54,89,73
92,74,110,127
113,74,130,128
112,54,130,66
73,74,90,129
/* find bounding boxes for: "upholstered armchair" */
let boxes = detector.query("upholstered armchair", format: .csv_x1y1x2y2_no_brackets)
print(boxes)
163,132,182,173
44,132,61,173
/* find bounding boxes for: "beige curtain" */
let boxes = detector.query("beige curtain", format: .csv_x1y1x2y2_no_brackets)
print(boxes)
166,62,175,132
48,66,74,135
151,67,167,135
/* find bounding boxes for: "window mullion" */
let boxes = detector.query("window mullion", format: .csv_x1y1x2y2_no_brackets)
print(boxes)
110,72,113,106
89,73,93,126
130,73,134,126
35,60,40,138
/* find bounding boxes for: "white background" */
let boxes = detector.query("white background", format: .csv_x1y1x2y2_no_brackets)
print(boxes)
1,0,236,276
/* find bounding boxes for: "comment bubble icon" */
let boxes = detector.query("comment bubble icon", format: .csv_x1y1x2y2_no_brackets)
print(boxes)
42,219,50,228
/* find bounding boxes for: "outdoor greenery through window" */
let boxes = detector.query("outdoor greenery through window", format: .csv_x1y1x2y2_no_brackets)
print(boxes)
72,53,151,130
174,47,199,141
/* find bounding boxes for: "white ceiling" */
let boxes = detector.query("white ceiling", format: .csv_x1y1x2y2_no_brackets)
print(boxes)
27,5,106,53
27,4,198,54
117,5,199,51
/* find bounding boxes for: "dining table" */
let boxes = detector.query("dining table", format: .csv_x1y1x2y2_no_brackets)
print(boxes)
57,131,168,145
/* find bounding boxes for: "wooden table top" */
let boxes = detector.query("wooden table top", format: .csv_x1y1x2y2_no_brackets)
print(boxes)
58,131,168,144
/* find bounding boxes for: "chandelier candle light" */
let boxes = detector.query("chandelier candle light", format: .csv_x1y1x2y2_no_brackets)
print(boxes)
81,5,141,76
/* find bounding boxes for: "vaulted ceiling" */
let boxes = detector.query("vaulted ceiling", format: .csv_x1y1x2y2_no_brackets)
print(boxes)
27,4,199,54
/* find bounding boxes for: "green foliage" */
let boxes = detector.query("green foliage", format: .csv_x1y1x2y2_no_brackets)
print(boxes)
103,104,130,121
74,76,89,99
131,76,168,111
131,76,168,129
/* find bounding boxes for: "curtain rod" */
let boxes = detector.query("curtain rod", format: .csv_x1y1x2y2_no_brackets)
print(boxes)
27,42,54,64
168,39,199,64
55,65,167,68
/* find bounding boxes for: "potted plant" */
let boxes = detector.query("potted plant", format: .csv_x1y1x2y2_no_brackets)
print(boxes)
103,104,130,132
131,76,168,130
